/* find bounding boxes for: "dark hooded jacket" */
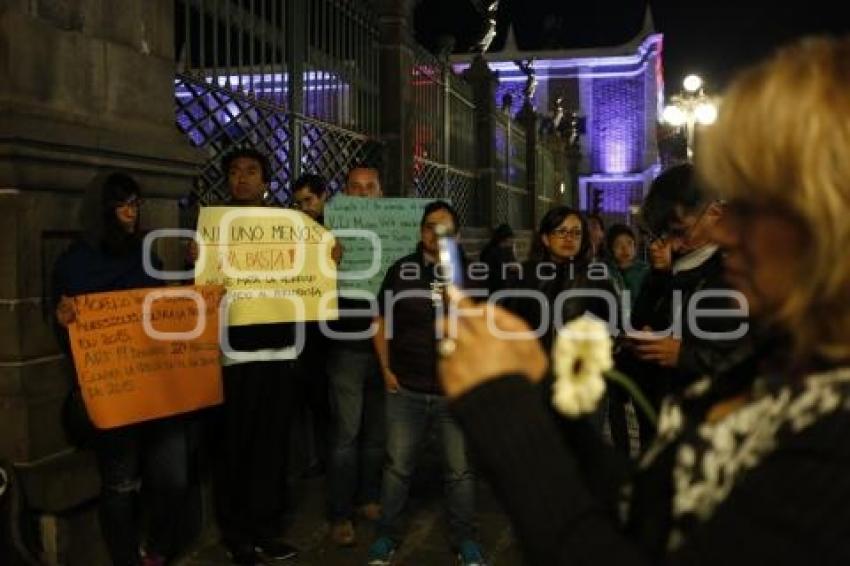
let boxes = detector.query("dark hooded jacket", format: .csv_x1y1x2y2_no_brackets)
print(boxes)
52,173,163,357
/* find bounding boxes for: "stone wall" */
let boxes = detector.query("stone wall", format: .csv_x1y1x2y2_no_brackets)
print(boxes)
0,1,202,562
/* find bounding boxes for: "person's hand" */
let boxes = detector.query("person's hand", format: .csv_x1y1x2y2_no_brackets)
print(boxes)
648,239,672,271
56,295,76,327
186,240,199,265
382,367,400,393
631,331,681,368
438,287,548,400
332,241,343,265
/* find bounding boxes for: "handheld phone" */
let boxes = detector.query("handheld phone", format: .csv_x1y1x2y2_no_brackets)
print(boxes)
435,224,464,289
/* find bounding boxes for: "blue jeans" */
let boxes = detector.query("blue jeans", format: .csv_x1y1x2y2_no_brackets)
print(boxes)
378,387,477,547
327,346,386,520
95,417,190,566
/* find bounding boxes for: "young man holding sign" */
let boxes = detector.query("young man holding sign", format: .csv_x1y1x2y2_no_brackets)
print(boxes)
209,148,300,564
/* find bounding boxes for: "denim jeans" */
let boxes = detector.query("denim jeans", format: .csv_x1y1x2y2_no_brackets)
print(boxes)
95,417,190,566
378,387,477,547
327,346,386,520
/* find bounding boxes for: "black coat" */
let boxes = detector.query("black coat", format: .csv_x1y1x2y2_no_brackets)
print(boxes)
623,250,754,407
479,241,517,295
503,259,618,351
451,362,850,566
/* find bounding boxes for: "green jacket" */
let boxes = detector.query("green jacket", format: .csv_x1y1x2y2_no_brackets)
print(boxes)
608,260,649,308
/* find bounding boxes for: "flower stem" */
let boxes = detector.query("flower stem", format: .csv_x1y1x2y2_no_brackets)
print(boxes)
604,369,658,429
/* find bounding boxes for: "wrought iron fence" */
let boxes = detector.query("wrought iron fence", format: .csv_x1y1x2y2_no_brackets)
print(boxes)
304,0,380,136
174,0,567,233
411,44,478,226
535,143,558,222
494,113,531,228
174,0,381,205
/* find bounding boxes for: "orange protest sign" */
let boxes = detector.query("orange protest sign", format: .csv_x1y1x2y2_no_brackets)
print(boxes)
67,285,224,429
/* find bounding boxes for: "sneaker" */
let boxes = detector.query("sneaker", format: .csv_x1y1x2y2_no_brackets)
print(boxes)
456,540,487,566
330,520,356,546
358,502,382,521
366,536,396,565
255,540,298,561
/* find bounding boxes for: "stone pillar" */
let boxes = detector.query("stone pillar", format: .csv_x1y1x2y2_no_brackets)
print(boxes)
464,55,498,230
0,1,202,562
374,0,416,196
517,100,538,230
565,113,584,209
287,0,307,179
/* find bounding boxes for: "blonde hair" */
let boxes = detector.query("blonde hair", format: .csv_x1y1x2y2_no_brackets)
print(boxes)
698,36,850,363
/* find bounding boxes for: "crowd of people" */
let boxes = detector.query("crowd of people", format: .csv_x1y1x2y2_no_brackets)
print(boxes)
50,35,850,566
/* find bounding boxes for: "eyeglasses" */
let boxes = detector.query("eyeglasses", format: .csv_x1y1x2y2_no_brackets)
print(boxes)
643,204,712,243
114,196,143,209
550,228,582,240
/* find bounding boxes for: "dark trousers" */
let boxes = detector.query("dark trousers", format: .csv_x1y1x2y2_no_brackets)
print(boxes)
215,360,298,545
95,417,190,566
297,338,331,468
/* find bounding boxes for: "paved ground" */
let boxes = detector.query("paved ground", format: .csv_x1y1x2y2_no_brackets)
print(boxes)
178,461,526,566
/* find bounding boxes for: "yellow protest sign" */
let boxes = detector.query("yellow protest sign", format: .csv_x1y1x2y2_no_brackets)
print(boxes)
68,285,224,429
194,207,338,325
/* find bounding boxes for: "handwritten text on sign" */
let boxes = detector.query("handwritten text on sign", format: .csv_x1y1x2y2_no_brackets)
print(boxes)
195,207,338,325
68,286,224,429
325,197,434,295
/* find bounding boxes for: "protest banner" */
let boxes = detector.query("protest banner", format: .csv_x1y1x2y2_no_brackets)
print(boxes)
68,285,224,429
325,196,433,295
194,207,338,325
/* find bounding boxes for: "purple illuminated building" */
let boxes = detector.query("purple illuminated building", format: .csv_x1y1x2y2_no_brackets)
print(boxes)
452,10,663,225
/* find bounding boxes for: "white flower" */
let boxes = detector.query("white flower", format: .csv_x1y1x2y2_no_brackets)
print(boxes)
551,315,613,418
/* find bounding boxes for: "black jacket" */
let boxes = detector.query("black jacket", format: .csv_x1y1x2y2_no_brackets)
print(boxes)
503,259,618,351
624,249,753,405
451,364,850,566
479,241,517,295
377,247,461,394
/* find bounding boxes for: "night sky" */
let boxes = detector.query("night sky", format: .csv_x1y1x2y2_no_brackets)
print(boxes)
413,0,850,96
655,0,850,95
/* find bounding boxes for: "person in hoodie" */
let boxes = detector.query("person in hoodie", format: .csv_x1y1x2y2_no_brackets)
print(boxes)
53,172,190,566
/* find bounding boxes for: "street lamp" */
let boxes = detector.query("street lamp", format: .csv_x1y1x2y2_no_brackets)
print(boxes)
662,74,718,159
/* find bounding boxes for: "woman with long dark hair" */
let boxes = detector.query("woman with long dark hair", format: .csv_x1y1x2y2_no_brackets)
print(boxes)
53,172,190,566
504,206,616,351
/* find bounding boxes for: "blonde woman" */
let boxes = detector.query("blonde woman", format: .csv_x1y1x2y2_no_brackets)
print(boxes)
436,37,850,565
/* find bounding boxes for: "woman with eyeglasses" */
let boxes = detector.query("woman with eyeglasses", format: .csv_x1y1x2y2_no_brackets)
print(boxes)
52,172,191,566
503,206,617,352
437,37,850,565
